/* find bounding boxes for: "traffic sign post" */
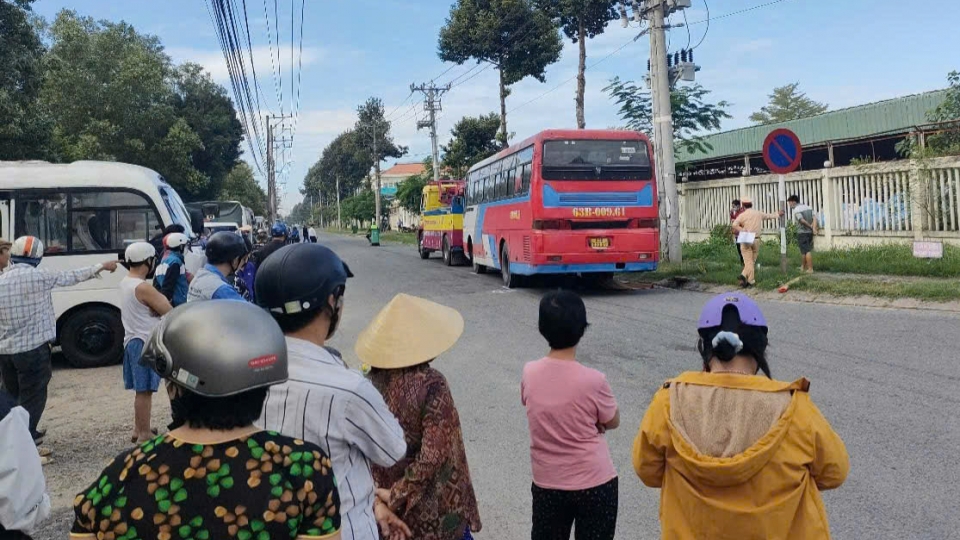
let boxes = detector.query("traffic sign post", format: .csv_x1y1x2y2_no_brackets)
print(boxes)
762,129,803,274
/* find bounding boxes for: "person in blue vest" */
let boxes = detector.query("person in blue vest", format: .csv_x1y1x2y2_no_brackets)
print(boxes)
153,232,190,307
186,232,249,302
290,225,301,245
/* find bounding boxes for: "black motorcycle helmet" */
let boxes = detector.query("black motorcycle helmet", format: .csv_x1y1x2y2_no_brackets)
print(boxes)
255,244,353,337
205,231,249,265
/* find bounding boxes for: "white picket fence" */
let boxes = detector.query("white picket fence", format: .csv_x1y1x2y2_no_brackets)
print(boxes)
680,157,960,248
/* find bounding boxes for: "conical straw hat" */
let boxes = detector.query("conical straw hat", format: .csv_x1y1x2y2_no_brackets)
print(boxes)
355,293,464,369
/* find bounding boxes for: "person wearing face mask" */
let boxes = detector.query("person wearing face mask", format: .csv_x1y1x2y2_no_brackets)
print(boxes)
255,244,410,540
186,231,250,302
118,243,173,445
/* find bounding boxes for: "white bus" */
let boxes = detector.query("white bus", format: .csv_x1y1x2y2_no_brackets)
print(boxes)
0,161,204,368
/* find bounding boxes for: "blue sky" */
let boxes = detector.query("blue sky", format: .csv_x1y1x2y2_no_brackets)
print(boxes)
32,0,960,213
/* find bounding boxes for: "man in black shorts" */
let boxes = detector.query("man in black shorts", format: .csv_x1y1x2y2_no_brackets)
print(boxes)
788,195,817,273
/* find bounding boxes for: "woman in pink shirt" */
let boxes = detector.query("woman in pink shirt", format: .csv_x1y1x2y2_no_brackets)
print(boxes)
521,291,620,540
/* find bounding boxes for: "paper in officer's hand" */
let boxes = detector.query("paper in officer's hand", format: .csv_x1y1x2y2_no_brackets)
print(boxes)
737,232,756,244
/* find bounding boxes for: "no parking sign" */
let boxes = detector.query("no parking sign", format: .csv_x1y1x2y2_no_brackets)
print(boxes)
762,129,803,174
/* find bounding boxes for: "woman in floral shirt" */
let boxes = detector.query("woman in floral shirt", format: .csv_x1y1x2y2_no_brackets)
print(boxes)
356,294,481,540
70,301,342,540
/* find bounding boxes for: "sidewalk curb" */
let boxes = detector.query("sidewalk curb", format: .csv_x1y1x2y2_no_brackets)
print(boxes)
649,278,960,314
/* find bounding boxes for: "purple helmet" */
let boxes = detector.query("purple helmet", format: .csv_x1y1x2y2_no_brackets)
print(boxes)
697,293,767,329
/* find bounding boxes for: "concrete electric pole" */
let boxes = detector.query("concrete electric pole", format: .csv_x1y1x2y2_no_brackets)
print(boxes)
621,0,694,263
411,82,452,183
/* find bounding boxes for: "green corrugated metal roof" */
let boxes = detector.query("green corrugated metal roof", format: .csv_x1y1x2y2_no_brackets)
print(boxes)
676,89,948,163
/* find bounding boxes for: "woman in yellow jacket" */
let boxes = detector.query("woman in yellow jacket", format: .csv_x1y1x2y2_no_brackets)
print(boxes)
633,293,849,540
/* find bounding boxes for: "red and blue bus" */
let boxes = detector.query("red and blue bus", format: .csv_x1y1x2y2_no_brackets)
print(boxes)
464,129,659,287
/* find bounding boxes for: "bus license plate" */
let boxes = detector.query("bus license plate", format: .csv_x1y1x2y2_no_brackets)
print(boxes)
589,237,610,249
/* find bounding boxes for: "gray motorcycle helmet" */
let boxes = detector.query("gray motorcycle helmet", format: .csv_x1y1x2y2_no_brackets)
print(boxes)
140,301,288,397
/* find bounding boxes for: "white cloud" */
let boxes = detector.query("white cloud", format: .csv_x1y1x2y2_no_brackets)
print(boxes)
167,44,325,86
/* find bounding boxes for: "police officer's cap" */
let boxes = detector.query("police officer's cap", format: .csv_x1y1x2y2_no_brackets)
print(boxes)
255,243,353,316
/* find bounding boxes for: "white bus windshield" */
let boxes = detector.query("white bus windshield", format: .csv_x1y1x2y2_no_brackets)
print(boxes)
160,186,196,239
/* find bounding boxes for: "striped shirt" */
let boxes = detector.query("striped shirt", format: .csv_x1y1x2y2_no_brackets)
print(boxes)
257,337,406,540
0,263,101,354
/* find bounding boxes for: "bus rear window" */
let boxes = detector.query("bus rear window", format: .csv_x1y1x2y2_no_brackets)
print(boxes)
542,139,651,180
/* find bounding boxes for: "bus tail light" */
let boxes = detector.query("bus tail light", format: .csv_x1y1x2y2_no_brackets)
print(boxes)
631,218,658,229
638,253,650,260
533,220,571,230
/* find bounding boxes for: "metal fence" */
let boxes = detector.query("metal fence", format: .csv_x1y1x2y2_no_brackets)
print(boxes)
680,157,960,245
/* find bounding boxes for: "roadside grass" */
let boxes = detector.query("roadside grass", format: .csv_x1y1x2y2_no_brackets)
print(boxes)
321,227,417,246
627,239,960,302
788,276,960,303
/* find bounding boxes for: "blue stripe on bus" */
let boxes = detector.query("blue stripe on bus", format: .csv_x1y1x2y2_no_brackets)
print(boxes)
509,261,658,275
472,194,531,270
541,183,654,208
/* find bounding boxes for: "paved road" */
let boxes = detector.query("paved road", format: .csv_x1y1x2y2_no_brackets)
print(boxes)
31,232,960,539
321,233,960,540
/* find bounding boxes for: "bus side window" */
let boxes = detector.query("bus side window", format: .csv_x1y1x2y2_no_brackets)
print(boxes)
70,190,160,252
521,164,532,194
15,193,69,254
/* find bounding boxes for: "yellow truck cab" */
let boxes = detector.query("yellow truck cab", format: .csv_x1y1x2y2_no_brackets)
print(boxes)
418,180,465,266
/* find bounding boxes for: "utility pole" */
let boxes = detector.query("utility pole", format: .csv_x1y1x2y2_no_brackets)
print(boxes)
621,0,693,263
266,114,292,223
373,122,380,230
411,82,452,183
336,175,342,229
648,0,682,263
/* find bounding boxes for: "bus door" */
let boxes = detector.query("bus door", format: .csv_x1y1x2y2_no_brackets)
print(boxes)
0,194,10,242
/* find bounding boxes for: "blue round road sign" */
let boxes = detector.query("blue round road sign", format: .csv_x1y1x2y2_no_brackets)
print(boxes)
762,129,803,174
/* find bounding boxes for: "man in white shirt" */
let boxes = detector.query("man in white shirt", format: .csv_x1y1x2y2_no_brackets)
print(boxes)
254,243,410,540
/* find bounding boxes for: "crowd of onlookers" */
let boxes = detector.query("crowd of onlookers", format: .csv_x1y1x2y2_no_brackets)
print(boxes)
0,227,848,540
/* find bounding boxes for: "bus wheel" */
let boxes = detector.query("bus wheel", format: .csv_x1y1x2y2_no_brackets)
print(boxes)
60,306,123,368
501,244,524,288
442,236,454,266
418,233,430,259
468,240,484,273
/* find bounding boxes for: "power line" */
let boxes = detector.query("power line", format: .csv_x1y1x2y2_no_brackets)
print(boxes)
290,0,307,142
262,0,283,115
386,91,415,120
207,0,266,174
273,0,283,113
688,0,788,26
691,0,710,49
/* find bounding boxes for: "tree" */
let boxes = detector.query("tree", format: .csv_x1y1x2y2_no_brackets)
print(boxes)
220,162,267,215
749,83,828,124
354,97,407,221
441,113,502,178
439,0,563,146
604,77,731,155
534,0,618,129
40,10,210,196
171,63,244,200
0,0,52,159
397,169,430,215
926,71,960,155
303,130,370,205
341,189,389,224
897,70,960,159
